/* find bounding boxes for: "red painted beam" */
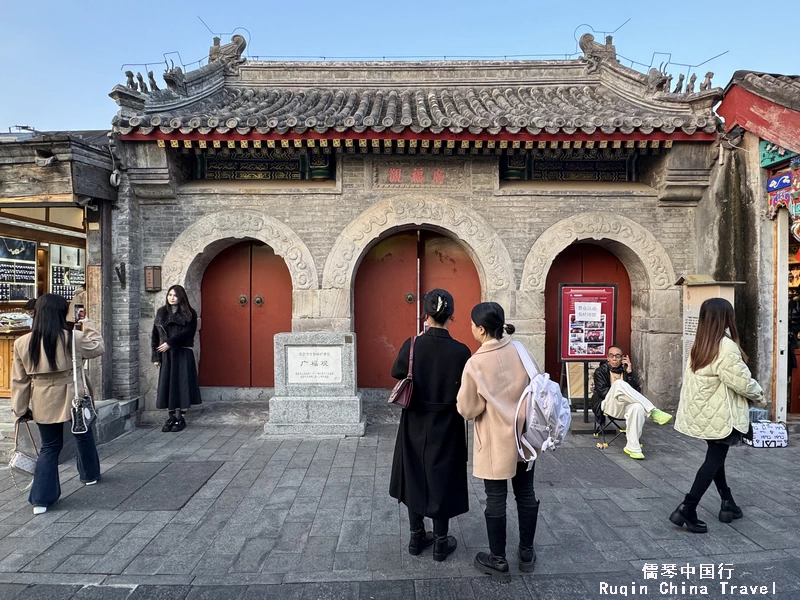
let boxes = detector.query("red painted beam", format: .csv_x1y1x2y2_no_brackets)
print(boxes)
717,85,800,154
118,129,716,143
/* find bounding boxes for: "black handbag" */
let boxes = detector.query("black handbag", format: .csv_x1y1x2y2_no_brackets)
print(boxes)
70,329,97,435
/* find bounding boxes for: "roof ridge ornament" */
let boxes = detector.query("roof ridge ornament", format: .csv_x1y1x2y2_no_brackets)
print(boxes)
579,33,617,73
209,35,247,74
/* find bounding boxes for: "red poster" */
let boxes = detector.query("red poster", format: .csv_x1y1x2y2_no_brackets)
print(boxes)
559,284,617,362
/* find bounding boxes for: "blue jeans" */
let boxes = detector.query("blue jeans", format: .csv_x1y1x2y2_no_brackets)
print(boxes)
29,422,100,507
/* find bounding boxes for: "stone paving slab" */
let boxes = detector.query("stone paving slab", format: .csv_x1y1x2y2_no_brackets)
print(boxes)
0,412,798,598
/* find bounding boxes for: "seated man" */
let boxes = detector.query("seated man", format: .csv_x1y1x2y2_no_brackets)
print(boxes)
592,346,672,459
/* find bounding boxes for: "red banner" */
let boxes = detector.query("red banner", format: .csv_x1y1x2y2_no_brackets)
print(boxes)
559,284,617,362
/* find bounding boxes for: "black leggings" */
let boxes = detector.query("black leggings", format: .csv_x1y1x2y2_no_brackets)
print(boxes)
484,461,538,517
687,441,729,503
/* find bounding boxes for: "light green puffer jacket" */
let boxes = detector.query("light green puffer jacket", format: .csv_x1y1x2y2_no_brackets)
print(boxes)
675,337,764,440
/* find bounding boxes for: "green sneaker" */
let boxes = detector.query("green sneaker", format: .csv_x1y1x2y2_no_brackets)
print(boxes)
650,408,672,425
624,447,645,460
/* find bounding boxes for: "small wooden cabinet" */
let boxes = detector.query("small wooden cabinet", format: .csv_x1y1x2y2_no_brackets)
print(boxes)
0,336,16,398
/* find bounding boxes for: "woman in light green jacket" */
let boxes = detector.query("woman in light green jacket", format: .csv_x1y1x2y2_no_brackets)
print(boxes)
671,298,764,534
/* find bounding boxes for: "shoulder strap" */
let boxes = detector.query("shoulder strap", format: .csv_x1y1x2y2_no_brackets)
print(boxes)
14,419,38,456
512,341,539,380
407,336,417,378
71,330,80,403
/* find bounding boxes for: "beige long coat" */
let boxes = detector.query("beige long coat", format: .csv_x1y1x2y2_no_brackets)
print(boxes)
457,337,533,480
11,321,104,424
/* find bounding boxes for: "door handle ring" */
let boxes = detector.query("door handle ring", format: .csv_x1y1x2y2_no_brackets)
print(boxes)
404,292,415,304
238,294,248,306
254,295,264,307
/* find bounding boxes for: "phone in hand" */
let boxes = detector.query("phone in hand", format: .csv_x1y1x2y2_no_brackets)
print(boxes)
74,304,85,322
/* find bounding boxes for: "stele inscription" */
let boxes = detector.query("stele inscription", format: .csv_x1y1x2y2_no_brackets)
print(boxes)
286,346,343,384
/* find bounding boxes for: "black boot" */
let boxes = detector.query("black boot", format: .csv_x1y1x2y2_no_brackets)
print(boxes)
162,415,177,432
474,552,510,582
517,500,539,573
670,497,708,534
718,487,743,523
474,514,510,581
170,416,186,432
408,528,434,556
432,534,457,562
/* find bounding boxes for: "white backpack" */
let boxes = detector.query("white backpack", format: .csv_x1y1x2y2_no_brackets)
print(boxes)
512,341,572,469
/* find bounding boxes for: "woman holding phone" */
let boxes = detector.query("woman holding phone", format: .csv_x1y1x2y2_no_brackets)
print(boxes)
11,294,104,514
151,285,202,432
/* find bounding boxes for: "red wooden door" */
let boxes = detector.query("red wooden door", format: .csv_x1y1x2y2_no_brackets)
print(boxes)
419,231,481,355
354,230,481,388
199,243,251,386
544,243,632,382
200,241,292,387
354,232,419,388
251,244,293,387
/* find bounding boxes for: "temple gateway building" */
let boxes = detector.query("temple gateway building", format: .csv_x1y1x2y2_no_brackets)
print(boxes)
109,34,727,427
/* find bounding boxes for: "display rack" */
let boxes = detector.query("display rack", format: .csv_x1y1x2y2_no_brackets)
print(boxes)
0,236,37,303
49,244,86,301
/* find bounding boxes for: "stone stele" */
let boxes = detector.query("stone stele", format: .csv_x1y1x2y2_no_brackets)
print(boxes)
264,332,365,436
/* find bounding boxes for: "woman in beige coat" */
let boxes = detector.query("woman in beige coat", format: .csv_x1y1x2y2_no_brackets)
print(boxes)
457,302,540,582
671,297,764,533
11,294,105,514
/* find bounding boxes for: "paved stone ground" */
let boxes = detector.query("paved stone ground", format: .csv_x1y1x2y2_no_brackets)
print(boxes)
1,406,799,599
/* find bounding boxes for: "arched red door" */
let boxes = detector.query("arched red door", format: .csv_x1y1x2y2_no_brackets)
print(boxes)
199,241,292,387
544,243,632,382
354,230,481,388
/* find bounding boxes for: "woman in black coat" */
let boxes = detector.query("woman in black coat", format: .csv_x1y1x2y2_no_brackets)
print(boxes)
151,285,202,432
389,288,472,562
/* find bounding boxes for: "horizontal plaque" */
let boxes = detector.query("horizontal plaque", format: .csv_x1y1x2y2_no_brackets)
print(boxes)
371,160,467,190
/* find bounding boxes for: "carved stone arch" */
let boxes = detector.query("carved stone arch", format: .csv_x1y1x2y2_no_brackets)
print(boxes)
321,196,515,319
161,209,318,298
521,212,676,296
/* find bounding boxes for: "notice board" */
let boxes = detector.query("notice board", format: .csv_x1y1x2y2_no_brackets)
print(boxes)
559,284,617,362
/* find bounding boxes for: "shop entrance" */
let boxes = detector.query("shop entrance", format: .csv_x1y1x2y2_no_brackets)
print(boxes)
544,242,632,382
199,241,292,387
354,230,481,388
787,232,800,414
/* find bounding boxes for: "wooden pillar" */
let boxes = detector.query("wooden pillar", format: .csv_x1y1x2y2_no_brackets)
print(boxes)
775,209,789,423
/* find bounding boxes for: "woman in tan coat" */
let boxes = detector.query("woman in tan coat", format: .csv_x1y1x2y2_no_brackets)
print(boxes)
457,302,540,581
11,294,105,514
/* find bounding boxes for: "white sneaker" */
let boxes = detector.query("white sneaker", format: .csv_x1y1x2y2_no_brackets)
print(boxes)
85,480,98,486
33,506,47,515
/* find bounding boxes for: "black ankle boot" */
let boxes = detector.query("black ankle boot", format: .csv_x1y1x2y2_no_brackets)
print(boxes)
718,487,743,522
670,502,708,534
408,529,434,555
170,416,186,432
432,535,457,562
162,415,177,432
474,552,510,582
519,547,537,573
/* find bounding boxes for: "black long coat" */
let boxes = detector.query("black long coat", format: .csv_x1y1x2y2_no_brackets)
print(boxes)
389,327,472,520
151,306,202,411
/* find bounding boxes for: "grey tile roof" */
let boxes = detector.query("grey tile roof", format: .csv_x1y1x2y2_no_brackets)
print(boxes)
730,71,800,113
111,35,722,138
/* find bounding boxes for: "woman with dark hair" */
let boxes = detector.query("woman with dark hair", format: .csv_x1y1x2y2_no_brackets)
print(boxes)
457,301,540,581
151,285,201,432
672,297,764,533
11,294,104,514
389,289,472,562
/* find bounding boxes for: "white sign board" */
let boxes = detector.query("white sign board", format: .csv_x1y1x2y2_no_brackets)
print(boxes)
574,302,601,322
287,346,343,384
681,283,736,373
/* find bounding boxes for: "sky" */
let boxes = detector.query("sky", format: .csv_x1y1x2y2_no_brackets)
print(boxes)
1,0,795,132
